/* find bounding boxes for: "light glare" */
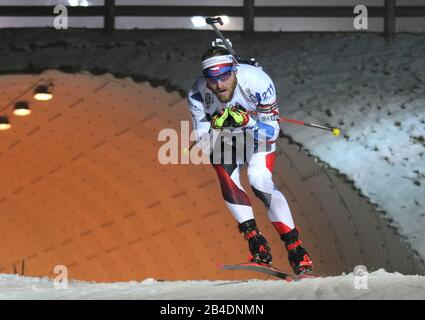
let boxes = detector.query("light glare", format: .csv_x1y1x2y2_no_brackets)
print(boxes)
34,93,53,101
0,123,11,131
13,108,31,116
191,16,207,28
68,0,79,6
220,16,230,25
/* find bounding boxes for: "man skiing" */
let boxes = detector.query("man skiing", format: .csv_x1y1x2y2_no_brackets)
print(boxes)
188,46,313,276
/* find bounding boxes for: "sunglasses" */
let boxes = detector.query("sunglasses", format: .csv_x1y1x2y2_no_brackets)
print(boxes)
205,71,233,85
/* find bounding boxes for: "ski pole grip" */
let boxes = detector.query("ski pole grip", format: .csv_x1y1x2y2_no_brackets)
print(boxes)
206,17,223,25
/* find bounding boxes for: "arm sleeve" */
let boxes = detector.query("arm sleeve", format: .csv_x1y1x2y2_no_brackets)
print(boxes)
251,71,280,143
188,81,211,144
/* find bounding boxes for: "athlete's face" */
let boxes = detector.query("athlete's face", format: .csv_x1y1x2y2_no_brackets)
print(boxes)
206,71,237,103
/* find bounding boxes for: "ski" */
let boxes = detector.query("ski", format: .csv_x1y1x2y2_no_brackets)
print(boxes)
294,271,316,281
218,262,293,282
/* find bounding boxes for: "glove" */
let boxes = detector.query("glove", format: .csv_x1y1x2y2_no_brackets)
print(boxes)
211,107,230,129
228,106,251,127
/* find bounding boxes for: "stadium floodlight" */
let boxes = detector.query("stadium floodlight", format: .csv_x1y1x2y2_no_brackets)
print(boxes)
13,101,31,116
0,116,11,131
34,84,53,101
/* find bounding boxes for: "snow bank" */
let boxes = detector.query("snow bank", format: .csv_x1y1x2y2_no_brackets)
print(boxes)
1,270,424,300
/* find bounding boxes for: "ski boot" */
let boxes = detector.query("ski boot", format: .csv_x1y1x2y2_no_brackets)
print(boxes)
239,219,272,265
280,227,313,275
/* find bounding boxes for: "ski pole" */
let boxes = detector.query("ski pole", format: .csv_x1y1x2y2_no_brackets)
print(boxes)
279,117,340,136
206,17,259,66
248,111,340,136
205,17,238,58
187,116,340,152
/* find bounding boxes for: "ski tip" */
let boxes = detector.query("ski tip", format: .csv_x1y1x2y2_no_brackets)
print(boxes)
217,263,225,270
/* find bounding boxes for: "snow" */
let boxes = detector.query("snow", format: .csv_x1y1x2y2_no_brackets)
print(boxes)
1,270,424,300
